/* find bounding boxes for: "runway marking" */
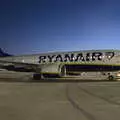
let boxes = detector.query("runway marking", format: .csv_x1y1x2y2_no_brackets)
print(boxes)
78,85,120,106
66,84,96,120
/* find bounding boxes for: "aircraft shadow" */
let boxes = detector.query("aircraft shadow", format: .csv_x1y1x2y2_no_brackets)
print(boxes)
0,78,117,83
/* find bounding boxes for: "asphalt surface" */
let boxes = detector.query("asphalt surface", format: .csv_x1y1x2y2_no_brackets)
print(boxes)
0,71,120,120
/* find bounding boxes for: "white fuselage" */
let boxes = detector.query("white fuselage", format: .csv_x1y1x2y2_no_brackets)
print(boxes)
0,50,120,79
0,50,119,65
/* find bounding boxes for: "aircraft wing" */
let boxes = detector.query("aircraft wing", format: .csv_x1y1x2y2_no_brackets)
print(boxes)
0,59,39,72
0,59,37,66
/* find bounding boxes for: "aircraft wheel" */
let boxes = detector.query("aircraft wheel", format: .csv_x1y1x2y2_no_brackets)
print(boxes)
108,75,115,81
33,73,42,80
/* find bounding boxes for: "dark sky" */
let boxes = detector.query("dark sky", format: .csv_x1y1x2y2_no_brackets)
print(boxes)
0,0,120,55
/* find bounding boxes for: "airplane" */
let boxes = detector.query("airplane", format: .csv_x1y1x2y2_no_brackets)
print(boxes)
0,48,120,80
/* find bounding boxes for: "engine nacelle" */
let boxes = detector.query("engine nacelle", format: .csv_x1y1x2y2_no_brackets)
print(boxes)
40,63,62,77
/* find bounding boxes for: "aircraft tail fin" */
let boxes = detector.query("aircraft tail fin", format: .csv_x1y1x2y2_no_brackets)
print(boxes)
0,48,13,57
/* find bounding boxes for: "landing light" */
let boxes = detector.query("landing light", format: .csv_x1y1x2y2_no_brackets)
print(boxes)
22,60,24,63
117,73,120,77
116,72,120,80
108,56,111,58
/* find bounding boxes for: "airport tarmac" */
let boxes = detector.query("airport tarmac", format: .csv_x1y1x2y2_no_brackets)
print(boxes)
0,71,120,120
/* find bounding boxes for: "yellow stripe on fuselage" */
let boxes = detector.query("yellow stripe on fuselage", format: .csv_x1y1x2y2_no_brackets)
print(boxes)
40,61,120,66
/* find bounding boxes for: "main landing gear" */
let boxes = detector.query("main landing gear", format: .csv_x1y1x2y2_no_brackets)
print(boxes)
33,73,43,80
